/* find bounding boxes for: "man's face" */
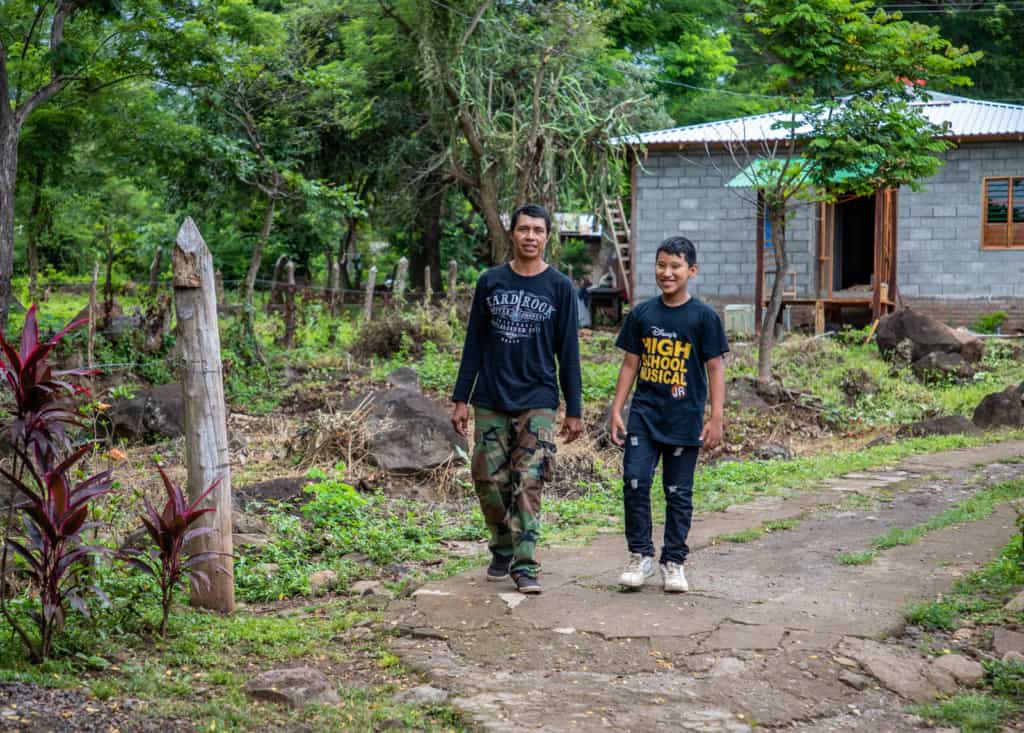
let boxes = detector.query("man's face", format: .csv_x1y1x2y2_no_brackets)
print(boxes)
656,251,697,297
510,215,549,262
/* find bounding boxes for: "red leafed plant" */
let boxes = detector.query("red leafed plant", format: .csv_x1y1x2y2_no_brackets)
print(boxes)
120,464,226,637
0,305,90,459
0,306,98,661
1,446,114,660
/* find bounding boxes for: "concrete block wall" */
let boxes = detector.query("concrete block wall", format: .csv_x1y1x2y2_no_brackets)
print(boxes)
897,142,1024,300
634,151,818,304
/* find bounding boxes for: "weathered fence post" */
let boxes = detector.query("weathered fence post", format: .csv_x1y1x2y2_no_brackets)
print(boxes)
172,218,234,614
214,269,225,309
363,265,377,322
265,254,288,314
394,257,408,305
87,262,99,370
329,261,341,315
148,246,163,298
567,264,574,283
424,265,432,305
281,260,297,349
447,260,458,304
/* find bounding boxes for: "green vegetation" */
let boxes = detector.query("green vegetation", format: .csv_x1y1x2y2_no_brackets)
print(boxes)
873,480,1024,550
972,311,1009,335
717,518,800,543
835,550,876,566
912,694,1020,733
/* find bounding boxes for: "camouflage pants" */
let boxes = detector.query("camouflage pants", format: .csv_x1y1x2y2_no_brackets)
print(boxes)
471,407,557,577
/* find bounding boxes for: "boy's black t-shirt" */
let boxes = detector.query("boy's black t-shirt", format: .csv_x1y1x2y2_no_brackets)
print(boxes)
615,296,729,446
451,264,582,417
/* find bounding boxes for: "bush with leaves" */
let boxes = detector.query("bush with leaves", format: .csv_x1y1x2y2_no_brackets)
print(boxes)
0,306,99,661
119,465,226,638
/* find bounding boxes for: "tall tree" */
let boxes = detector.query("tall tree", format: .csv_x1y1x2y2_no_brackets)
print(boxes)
379,0,665,263
734,0,978,382
0,0,190,326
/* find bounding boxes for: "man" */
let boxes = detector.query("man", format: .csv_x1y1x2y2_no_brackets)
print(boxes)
451,203,583,594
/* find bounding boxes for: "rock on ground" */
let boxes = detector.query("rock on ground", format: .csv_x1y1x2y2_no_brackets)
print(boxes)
108,384,186,442
911,351,974,383
973,386,1024,429
243,667,340,708
932,654,985,686
897,415,980,438
876,309,984,365
394,685,449,705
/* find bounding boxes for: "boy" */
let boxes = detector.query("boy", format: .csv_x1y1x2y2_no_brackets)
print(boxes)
608,236,727,592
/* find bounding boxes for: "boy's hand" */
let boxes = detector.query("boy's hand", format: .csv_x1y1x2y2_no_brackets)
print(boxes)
559,416,583,443
609,411,627,446
700,417,723,450
451,401,469,438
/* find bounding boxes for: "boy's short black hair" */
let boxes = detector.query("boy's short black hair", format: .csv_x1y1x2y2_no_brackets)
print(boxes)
656,236,697,267
510,203,552,235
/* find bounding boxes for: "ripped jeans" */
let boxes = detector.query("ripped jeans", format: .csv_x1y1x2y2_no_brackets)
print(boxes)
622,433,700,565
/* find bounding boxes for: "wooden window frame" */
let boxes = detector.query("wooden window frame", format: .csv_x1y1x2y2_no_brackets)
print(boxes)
981,175,1024,250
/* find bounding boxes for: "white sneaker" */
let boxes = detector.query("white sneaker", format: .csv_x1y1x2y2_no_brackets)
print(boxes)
620,553,655,588
661,561,689,593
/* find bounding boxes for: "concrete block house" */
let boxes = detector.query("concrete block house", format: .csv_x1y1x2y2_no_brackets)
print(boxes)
622,92,1024,332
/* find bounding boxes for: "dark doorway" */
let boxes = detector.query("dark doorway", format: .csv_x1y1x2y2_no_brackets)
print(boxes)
832,195,875,292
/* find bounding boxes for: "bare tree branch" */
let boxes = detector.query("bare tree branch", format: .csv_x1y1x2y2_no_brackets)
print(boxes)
377,0,415,37
460,1,494,49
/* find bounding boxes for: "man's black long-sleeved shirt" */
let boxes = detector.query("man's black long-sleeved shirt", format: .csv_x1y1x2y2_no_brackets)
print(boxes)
451,264,582,418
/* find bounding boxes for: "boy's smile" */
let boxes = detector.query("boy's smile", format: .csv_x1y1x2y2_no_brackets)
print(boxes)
656,252,698,302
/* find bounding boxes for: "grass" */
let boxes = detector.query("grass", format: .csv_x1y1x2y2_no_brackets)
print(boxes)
872,479,1024,550
911,694,1020,733
836,550,877,565
717,518,801,543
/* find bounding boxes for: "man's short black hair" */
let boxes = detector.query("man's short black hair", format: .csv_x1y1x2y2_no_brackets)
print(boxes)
510,203,552,235
657,236,697,267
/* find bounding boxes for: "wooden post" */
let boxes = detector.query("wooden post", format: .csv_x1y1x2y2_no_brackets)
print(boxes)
363,265,377,322
447,259,458,304
394,256,409,305
567,264,574,283
282,260,297,348
87,262,99,370
148,246,163,298
330,261,341,315
214,269,224,308
424,265,432,305
266,254,287,314
172,218,234,614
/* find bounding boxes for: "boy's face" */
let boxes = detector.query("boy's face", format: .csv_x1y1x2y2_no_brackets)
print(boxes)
510,215,550,262
655,251,697,298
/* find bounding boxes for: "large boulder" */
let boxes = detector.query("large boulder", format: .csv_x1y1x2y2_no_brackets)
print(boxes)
972,385,1024,430
911,352,974,383
355,388,467,472
897,415,981,438
876,309,984,365
108,383,185,442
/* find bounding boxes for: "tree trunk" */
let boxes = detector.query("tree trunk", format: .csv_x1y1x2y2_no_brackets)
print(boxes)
478,168,510,264
103,234,115,328
0,123,18,331
243,196,275,363
26,163,45,303
409,175,444,291
338,217,359,291
757,206,788,382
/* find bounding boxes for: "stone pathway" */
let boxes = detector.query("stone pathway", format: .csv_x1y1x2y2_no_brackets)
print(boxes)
388,440,1024,732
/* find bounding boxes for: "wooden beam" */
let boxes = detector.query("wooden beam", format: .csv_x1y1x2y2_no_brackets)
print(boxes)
172,217,234,615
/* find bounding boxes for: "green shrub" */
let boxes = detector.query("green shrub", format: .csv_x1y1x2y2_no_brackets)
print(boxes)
971,311,1008,334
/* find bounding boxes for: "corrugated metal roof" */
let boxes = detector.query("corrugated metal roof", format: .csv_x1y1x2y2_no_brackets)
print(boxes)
623,92,1024,146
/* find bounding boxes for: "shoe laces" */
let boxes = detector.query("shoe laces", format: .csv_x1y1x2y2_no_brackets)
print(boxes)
625,553,648,573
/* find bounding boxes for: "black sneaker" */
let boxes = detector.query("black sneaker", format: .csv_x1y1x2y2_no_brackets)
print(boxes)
511,571,542,594
486,553,512,581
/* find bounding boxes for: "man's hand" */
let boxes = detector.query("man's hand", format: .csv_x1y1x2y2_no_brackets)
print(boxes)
609,410,627,446
451,401,469,438
700,416,723,450
559,416,583,443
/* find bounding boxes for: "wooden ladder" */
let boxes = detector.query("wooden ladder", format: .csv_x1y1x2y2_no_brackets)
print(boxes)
603,195,632,303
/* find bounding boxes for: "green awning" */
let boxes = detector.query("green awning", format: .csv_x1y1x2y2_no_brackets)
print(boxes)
725,158,877,188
